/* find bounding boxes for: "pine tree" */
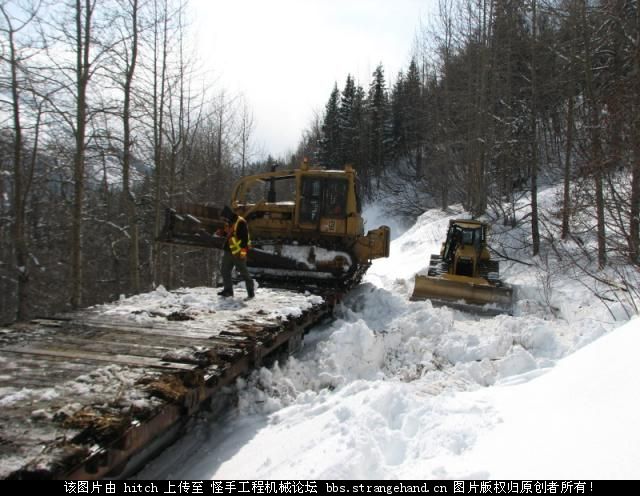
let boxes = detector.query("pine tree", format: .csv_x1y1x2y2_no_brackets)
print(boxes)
368,64,390,190
402,58,424,178
338,75,357,167
390,71,406,162
319,84,341,168
353,84,371,197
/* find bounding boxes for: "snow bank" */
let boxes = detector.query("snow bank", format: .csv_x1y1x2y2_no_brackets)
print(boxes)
136,186,636,480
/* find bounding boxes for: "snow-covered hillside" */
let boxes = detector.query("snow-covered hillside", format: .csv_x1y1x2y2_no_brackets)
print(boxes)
135,189,639,480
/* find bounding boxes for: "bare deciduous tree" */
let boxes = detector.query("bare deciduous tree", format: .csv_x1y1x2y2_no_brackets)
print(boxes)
0,0,46,320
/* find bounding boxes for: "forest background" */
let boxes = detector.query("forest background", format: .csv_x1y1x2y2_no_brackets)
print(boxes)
1,0,638,324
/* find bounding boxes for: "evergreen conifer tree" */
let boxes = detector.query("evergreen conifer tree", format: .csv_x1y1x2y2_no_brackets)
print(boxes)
319,84,341,168
338,75,357,167
368,64,390,190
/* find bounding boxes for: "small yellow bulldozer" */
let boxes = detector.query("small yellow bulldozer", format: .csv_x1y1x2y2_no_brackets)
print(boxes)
411,219,514,314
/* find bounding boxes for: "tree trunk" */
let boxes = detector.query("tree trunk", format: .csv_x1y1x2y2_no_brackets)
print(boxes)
5,17,28,320
631,144,640,264
441,17,450,211
71,0,92,309
471,0,491,217
580,1,606,268
123,0,140,294
152,0,169,286
561,95,574,240
628,5,640,264
530,0,540,256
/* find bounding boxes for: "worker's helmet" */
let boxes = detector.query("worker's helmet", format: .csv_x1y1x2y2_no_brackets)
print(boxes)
221,205,234,222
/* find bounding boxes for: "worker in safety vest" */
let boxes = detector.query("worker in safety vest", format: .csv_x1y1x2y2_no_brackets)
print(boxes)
216,205,255,300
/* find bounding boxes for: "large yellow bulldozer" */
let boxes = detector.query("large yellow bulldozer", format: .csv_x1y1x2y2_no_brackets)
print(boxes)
158,161,390,290
411,219,514,314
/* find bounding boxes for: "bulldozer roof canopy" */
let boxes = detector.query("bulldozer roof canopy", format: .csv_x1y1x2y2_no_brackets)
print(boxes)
450,219,486,229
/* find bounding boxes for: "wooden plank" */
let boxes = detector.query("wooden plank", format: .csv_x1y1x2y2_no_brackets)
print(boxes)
85,312,286,334
39,311,295,343
23,322,250,352
103,332,241,349
66,319,253,342
24,335,193,360
3,346,198,371
0,352,95,386
1,337,221,369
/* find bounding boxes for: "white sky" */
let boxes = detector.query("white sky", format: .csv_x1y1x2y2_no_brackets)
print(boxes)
192,0,434,158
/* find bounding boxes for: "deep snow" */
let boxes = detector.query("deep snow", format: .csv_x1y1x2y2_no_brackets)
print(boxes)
135,193,639,480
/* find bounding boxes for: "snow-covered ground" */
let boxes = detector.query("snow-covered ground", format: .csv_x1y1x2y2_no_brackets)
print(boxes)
135,192,639,480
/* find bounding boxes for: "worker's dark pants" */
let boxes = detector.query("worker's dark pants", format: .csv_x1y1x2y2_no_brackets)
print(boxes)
221,250,254,296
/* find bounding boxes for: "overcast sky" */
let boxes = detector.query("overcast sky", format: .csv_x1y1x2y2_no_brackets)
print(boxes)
192,0,435,160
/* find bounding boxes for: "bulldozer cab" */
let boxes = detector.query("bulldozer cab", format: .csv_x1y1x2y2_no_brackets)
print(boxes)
232,164,363,239
298,174,350,232
442,221,488,277
299,176,347,222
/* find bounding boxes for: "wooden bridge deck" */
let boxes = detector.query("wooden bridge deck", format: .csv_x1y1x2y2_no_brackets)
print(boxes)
0,287,331,479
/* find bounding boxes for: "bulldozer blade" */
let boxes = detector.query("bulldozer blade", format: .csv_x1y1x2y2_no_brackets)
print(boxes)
411,275,514,315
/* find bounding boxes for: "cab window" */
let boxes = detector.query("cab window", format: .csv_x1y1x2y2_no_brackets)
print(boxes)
300,177,322,223
322,179,348,218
